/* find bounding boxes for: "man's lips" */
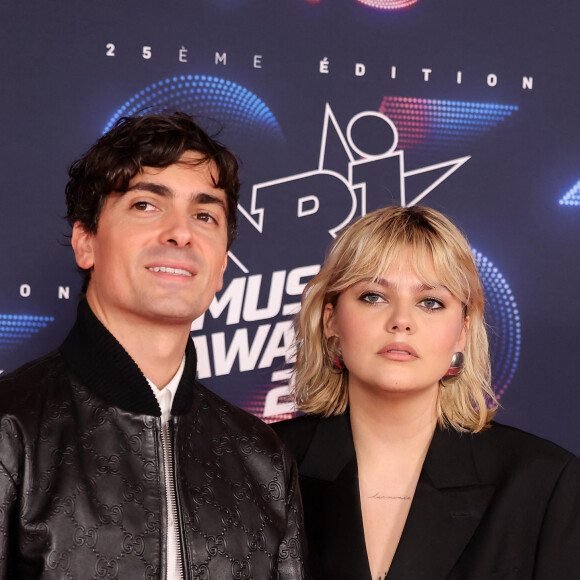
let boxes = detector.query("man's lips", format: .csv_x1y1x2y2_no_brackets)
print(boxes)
146,264,196,277
377,343,419,359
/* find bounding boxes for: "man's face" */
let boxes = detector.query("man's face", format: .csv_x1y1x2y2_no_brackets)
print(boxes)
72,152,229,329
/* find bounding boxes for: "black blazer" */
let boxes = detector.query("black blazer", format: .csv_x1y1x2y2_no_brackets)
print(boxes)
273,413,580,580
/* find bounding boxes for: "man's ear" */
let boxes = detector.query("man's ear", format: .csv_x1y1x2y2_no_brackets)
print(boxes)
71,222,95,270
322,303,336,339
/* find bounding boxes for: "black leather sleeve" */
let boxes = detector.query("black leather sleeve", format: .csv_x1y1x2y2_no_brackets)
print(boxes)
0,415,22,580
277,445,309,579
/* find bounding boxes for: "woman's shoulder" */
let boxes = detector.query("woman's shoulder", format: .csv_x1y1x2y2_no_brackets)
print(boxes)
481,421,575,456
272,413,322,434
271,414,324,463
472,421,578,480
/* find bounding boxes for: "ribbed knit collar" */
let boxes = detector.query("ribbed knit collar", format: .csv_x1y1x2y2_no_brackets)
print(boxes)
60,299,197,417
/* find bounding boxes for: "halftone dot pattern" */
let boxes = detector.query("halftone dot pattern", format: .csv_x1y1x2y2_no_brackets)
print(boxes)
472,249,521,402
559,180,580,206
379,96,518,154
0,314,55,351
103,75,284,144
357,0,418,9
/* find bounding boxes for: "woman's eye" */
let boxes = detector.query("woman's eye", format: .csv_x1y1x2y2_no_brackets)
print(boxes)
419,298,444,310
360,292,384,304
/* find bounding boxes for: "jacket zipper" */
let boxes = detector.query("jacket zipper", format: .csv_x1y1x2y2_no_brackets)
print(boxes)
161,421,184,579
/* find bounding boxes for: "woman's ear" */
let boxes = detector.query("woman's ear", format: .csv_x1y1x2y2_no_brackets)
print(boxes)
323,303,336,338
457,315,470,352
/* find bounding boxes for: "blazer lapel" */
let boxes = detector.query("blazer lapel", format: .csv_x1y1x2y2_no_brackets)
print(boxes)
387,427,496,580
299,413,372,580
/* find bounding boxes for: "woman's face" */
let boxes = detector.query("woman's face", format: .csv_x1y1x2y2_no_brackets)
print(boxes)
324,254,468,401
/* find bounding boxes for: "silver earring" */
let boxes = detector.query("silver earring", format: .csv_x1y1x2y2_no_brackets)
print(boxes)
443,351,464,379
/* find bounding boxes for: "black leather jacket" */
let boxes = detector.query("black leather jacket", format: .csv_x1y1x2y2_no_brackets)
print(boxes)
0,301,307,579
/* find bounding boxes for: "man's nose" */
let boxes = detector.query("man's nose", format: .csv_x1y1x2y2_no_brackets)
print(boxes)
160,211,192,247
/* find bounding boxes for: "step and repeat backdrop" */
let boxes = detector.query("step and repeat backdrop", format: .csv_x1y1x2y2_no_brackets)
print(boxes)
2,1,579,454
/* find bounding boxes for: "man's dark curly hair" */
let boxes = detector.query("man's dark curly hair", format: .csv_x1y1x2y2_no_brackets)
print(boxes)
66,112,240,291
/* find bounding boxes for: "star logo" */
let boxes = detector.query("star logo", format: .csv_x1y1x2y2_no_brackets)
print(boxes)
229,103,470,273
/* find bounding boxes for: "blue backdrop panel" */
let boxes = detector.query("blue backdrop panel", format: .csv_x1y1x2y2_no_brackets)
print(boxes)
1,0,579,454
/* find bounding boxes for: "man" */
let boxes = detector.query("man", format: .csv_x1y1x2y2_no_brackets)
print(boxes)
0,113,307,579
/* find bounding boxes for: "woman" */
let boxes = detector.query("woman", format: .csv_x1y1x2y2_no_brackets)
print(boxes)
272,205,580,580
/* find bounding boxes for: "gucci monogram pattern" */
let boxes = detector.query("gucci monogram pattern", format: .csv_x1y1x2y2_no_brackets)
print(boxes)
0,351,307,579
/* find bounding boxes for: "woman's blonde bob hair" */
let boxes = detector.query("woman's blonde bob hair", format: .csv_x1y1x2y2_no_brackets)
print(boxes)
293,205,498,433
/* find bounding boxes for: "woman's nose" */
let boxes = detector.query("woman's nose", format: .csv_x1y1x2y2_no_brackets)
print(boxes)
386,303,413,333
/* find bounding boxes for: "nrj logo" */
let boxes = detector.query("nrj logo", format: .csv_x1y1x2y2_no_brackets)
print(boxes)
191,103,470,418
239,103,469,240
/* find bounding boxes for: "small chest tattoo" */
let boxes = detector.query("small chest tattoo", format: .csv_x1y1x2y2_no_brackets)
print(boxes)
368,493,411,500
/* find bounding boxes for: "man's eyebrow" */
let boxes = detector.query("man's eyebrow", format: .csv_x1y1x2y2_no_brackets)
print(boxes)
195,192,227,213
124,182,171,196
124,182,227,212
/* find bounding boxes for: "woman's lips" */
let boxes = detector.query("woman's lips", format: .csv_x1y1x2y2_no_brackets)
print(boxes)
377,343,419,361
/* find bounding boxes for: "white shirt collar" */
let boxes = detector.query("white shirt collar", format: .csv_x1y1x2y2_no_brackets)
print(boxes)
146,355,186,425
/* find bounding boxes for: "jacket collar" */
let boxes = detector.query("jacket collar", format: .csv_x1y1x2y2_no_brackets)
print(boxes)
60,299,197,417
298,412,495,580
299,411,484,487
389,426,495,579
299,411,357,480
298,411,370,579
